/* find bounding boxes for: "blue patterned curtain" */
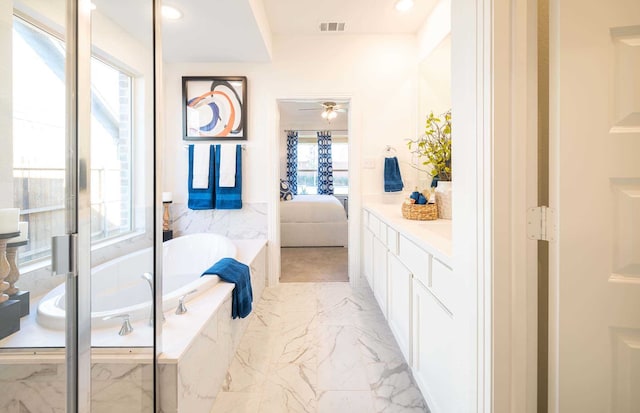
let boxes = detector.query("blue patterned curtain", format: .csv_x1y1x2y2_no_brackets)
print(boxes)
317,131,334,195
286,131,298,194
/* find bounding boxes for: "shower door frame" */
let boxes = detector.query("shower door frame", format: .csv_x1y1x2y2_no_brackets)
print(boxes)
64,0,163,411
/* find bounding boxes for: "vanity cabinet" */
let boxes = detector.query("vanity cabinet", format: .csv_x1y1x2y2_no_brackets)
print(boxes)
372,236,388,316
362,227,374,287
362,209,389,317
387,253,412,361
412,278,455,413
361,205,454,413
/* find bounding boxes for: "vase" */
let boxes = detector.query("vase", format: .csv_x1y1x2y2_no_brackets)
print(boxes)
435,180,452,219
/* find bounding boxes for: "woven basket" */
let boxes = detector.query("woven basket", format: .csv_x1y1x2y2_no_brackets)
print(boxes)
401,203,438,221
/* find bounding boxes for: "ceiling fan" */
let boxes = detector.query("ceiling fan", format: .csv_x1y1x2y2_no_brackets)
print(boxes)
298,101,347,120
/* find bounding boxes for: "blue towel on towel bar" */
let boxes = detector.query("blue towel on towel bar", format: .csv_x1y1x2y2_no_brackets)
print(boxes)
214,144,242,209
188,144,215,210
202,257,253,319
384,156,404,192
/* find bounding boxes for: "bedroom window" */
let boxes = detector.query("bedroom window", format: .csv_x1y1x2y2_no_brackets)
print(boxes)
296,138,348,195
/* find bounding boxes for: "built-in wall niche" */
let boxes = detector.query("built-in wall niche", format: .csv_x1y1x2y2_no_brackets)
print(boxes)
611,25,640,134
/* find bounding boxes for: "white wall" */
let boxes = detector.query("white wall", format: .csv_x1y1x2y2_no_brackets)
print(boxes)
162,34,418,204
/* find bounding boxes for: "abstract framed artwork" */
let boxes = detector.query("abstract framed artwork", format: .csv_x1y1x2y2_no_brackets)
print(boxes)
182,76,247,140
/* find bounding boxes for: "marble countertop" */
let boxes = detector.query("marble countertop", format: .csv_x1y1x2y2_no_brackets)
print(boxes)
363,202,452,267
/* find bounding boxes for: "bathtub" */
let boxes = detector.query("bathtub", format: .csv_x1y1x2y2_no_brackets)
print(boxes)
37,233,237,330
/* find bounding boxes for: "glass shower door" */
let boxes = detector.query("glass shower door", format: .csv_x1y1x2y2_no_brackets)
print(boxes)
0,1,158,412
0,1,71,411
88,0,156,411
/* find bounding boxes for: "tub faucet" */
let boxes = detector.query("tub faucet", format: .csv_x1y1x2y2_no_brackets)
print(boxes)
141,272,164,326
176,289,198,315
103,314,133,336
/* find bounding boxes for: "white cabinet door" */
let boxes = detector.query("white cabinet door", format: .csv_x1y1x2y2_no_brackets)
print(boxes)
372,236,388,317
550,0,640,411
387,253,412,362
362,228,374,288
413,278,455,413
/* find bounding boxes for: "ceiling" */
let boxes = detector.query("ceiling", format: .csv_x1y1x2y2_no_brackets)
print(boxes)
98,0,439,63
263,0,438,35
279,100,349,131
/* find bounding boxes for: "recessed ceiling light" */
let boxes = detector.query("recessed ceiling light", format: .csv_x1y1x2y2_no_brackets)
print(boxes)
162,5,182,20
395,0,414,12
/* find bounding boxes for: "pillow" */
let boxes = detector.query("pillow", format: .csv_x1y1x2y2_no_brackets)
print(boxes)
280,179,293,201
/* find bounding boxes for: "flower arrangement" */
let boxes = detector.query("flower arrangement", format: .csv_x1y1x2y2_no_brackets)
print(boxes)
407,109,452,181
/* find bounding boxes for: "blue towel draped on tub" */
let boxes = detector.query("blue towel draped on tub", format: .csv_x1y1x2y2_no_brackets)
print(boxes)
188,144,215,209
202,257,253,319
214,144,242,209
384,156,404,192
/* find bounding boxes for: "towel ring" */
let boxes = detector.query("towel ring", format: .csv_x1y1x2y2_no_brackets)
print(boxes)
383,145,397,156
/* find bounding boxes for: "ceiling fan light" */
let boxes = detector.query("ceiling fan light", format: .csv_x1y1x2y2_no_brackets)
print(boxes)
328,111,338,120
321,111,329,119
395,0,414,12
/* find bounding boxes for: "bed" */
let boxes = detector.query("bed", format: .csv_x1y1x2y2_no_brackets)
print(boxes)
280,194,348,247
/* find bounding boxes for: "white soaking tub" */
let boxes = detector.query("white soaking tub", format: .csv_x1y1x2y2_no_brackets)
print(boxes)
36,233,237,330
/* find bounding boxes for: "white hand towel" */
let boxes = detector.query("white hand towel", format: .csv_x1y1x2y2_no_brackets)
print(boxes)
219,144,237,188
192,144,211,189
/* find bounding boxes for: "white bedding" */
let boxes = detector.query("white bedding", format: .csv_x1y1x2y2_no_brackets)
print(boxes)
280,195,348,247
280,195,347,223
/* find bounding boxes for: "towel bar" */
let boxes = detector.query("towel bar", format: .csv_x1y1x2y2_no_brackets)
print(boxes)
183,144,246,151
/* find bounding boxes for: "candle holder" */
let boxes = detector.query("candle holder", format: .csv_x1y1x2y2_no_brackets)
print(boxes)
7,240,29,317
0,232,21,340
163,201,173,242
0,232,19,304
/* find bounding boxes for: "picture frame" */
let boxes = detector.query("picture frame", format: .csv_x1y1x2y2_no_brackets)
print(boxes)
182,76,247,141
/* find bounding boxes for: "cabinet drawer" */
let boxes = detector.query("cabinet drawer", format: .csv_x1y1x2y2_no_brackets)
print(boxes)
386,226,398,255
398,235,430,286
430,259,454,312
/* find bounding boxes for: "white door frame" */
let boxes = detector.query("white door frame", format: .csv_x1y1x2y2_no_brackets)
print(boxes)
269,95,361,288
455,0,540,411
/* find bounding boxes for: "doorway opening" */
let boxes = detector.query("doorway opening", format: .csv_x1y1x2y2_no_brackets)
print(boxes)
277,99,350,283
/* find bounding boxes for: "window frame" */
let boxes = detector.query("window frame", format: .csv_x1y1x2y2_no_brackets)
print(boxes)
295,136,349,195
12,13,137,266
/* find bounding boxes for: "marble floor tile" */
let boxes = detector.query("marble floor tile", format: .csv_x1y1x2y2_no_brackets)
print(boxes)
272,312,318,365
209,392,262,413
317,390,375,413
317,325,370,391
213,281,429,413
260,362,317,413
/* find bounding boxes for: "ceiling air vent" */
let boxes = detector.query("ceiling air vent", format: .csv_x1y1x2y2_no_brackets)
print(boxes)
319,22,346,32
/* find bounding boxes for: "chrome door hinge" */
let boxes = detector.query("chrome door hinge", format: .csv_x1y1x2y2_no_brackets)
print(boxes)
527,206,555,241
52,234,77,276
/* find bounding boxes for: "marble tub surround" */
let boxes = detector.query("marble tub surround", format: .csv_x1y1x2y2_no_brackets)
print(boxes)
159,239,267,413
172,202,267,239
0,359,154,413
0,239,268,413
211,282,429,413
